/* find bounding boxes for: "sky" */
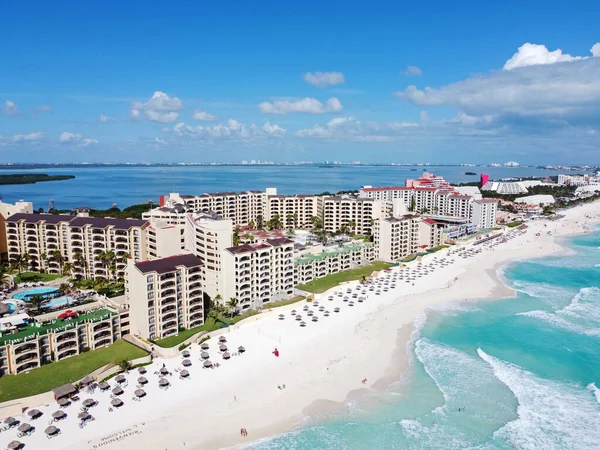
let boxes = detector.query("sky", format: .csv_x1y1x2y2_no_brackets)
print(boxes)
0,1,599,164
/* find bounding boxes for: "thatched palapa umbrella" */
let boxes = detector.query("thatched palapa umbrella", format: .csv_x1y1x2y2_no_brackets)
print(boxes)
219,336,227,343
52,411,66,420
180,369,190,378
203,360,212,368
98,382,110,390
78,412,91,421
222,352,231,360
134,389,146,398
238,346,245,353
112,387,124,396
83,399,96,408
115,374,126,383
138,376,148,385
27,409,41,419
182,359,191,367
45,426,59,436
201,343,209,350
159,378,169,387
111,398,123,407
137,367,147,374
182,350,190,358
57,398,70,407
7,441,21,450
219,344,227,352
17,423,31,433
160,367,169,376
3,417,16,425
200,351,209,359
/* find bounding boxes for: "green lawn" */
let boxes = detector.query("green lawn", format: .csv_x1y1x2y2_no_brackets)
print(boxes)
0,340,147,403
296,262,393,293
14,272,63,283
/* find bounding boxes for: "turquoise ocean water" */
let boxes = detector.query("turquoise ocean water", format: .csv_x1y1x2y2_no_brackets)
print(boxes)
246,231,600,450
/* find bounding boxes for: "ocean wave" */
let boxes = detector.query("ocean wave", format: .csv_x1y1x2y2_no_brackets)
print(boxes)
428,301,482,315
587,383,600,404
517,286,600,337
478,349,600,450
510,280,572,307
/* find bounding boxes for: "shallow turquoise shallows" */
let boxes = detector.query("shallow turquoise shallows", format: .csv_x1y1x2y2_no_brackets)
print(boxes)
246,232,600,450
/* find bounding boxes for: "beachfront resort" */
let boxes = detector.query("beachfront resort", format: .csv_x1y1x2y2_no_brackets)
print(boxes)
0,171,592,449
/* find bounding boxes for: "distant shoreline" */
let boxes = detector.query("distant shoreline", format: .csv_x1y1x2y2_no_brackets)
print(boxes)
0,174,75,185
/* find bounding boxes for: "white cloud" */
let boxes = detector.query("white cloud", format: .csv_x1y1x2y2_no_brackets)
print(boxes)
131,91,183,123
99,114,116,123
12,132,44,142
192,109,218,121
303,72,345,88
402,66,423,76
59,132,82,143
35,105,53,113
262,122,286,136
170,119,286,141
2,100,19,116
155,137,167,145
259,97,343,115
296,117,418,141
395,46,600,130
59,132,98,146
504,42,600,70
420,110,429,124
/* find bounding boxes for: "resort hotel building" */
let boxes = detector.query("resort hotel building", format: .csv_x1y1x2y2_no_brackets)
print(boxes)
126,253,204,340
0,199,33,260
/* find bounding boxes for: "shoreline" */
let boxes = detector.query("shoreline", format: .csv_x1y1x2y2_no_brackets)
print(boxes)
2,202,599,450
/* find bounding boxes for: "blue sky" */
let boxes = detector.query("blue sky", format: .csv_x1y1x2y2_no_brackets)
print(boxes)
1,1,599,164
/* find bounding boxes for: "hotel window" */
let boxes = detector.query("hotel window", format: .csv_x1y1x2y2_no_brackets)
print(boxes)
146,275,153,283
147,283,153,291
147,292,154,300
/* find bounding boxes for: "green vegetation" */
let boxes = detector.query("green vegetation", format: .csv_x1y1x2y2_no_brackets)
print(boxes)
0,340,147,402
71,278,125,297
0,174,75,185
14,272,62,283
263,295,305,308
506,221,524,228
154,309,260,348
296,262,393,293
428,245,450,253
54,203,154,219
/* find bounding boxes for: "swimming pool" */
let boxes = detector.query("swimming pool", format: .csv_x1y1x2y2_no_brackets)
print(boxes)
12,287,59,300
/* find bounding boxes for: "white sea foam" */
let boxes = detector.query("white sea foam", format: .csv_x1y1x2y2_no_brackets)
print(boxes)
478,349,600,450
518,286,600,337
587,383,600,404
511,280,572,307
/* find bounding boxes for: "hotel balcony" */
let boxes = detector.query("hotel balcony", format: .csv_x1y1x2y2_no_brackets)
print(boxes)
57,349,78,361
56,331,77,343
15,351,39,365
13,343,38,355
94,338,112,349
93,322,111,333
16,360,39,374
161,297,176,307
162,312,177,322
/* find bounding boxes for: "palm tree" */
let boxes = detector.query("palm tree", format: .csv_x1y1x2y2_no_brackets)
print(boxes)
248,219,255,229
117,360,132,372
40,252,48,272
28,294,50,314
226,297,239,318
120,252,130,265
233,227,241,246
11,253,29,282
51,249,63,273
293,212,298,228
360,275,367,285
62,262,74,277
0,265,13,288
58,283,70,294
256,215,264,230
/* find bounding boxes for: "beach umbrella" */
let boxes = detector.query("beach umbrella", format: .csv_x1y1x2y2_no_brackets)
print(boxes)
17,423,31,433
238,346,245,353
278,314,285,320
138,376,148,385
137,367,147,374
57,398,70,407
112,387,123,396
159,378,169,387
295,315,302,321
3,417,16,425
334,307,340,312
219,344,227,352
45,426,58,435
180,369,190,378
203,360,212,368
300,321,306,327
219,336,227,343
111,399,123,407
222,352,231,359
7,441,21,450
115,374,126,383
200,351,209,359
51,411,65,420
201,343,209,350
182,359,192,367
134,389,146,398
83,399,96,408
290,309,297,314
78,412,90,420
312,316,318,322
98,382,110,390
160,367,169,375
181,350,190,358
27,409,41,419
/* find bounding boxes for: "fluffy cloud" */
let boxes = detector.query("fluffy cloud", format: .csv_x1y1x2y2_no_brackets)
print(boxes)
99,114,116,123
504,42,600,70
12,132,44,142
59,132,98,146
303,72,345,88
131,91,183,123
402,66,423,76
171,119,286,141
192,109,218,121
2,100,18,116
593,43,600,57
259,97,343,115
35,105,53,113
296,117,418,141
396,44,600,131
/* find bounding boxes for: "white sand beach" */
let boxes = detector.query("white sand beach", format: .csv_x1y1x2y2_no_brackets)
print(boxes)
2,202,598,450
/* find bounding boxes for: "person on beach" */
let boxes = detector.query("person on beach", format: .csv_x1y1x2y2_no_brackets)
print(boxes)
362,378,367,384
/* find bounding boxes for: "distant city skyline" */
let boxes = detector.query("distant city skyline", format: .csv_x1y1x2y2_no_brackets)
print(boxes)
1,1,599,164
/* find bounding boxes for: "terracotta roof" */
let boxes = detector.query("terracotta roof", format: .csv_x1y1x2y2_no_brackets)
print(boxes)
360,186,406,192
423,218,437,225
6,213,72,224
266,237,294,247
68,217,148,230
134,254,202,274
475,199,498,204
